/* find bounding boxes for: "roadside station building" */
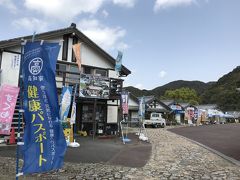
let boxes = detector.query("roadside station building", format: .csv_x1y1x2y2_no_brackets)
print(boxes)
162,100,185,124
183,104,198,124
144,96,171,119
0,23,131,140
128,95,171,126
127,93,139,127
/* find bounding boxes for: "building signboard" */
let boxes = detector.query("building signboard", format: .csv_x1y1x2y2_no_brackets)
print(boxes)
1,52,21,86
79,73,110,99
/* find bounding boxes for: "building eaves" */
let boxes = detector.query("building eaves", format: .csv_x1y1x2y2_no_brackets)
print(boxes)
0,24,131,76
129,93,139,104
145,96,171,112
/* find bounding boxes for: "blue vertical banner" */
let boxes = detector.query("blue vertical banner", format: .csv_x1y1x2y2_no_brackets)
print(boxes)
70,102,76,125
22,42,67,174
138,97,145,118
59,86,73,122
115,51,123,73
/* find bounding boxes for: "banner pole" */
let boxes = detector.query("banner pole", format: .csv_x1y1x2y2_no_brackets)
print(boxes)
72,84,77,138
16,40,25,180
79,71,83,133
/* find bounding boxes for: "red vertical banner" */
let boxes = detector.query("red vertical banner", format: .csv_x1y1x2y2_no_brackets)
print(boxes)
121,91,129,115
0,84,19,135
187,107,195,120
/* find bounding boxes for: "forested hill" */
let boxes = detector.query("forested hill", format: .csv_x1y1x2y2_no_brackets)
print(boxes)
124,66,240,111
201,66,240,111
125,80,212,98
123,86,151,97
151,80,212,97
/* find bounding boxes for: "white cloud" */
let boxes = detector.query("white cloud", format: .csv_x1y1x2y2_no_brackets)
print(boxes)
0,0,17,12
112,0,137,8
24,0,106,21
135,83,144,89
12,17,48,32
102,9,109,18
78,18,128,51
154,0,195,12
117,42,129,51
158,70,167,78
23,0,139,21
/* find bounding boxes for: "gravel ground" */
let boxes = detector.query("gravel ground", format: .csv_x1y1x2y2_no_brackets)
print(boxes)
1,127,240,179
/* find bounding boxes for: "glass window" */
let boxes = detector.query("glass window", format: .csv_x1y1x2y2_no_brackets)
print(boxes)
56,63,67,75
70,65,79,73
84,67,92,74
62,35,68,61
68,65,80,85
95,69,107,77
152,114,159,118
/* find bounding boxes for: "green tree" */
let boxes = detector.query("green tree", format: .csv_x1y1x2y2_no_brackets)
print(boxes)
217,90,240,111
163,87,200,104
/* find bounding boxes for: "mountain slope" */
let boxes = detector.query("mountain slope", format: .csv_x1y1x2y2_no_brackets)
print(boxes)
201,66,240,111
125,66,240,111
150,80,211,97
125,80,212,98
124,86,151,97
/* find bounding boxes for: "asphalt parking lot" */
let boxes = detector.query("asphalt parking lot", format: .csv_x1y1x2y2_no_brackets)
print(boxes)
169,123,240,163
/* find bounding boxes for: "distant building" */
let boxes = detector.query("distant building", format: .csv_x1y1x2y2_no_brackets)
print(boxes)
143,96,171,119
128,95,170,126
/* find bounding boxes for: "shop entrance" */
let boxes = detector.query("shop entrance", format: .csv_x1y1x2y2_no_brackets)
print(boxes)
78,100,107,136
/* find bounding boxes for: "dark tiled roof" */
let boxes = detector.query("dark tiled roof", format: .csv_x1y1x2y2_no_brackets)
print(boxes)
138,96,171,112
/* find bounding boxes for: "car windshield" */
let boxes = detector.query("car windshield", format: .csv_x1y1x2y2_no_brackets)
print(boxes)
152,114,159,117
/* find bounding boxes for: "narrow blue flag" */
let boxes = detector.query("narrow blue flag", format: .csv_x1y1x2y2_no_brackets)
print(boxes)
138,97,145,118
115,51,123,73
22,42,67,174
59,86,73,122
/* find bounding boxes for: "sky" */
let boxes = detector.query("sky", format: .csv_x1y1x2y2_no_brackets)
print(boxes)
0,0,239,90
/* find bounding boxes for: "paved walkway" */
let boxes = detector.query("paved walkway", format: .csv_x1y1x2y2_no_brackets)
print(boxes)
1,127,240,179
0,133,151,168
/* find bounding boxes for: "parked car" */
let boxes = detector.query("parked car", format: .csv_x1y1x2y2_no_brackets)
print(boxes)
144,113,166,128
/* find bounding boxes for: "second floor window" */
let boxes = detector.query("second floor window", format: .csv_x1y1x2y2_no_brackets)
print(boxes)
84,67,92,74
83,66,108,77
62,35,69,61
56,63,67,76
95,69,107,77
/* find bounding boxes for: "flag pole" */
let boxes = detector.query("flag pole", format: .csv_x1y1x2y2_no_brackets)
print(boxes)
72,42,82,133
72,84,77,138
116,51,123,137
16,39,26,179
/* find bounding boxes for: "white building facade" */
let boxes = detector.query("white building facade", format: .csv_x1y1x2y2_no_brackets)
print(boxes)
0,23,131,137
